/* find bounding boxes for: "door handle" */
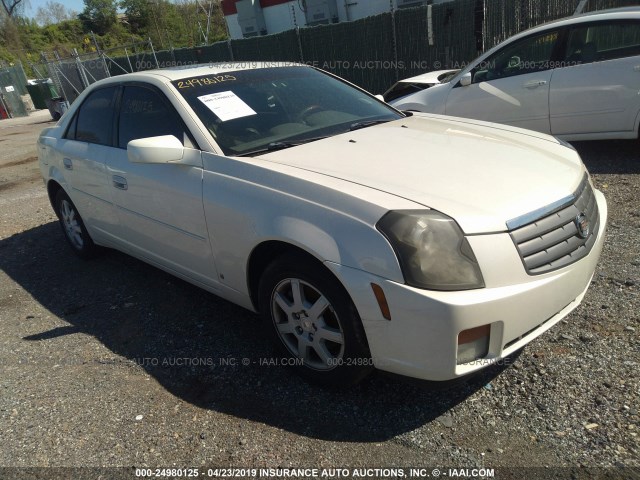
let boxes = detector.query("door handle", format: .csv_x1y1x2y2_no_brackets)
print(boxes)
112,175,128,190
634,65,640,72
63,158,73,170
524,80,548,89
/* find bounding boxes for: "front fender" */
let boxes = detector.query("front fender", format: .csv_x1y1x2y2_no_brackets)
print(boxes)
201,162,405,297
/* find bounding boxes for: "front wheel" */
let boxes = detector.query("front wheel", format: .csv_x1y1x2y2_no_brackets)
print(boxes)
54,190,99,259
258,253,373,387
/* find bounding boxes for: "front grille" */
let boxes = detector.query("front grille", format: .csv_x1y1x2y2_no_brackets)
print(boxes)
508,175,600,275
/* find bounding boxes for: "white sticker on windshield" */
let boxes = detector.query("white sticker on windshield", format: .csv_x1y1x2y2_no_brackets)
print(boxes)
197,91,257,122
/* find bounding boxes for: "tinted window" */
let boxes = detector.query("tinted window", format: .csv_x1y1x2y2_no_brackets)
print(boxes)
74,87,117,145
473,30,559,83
118,86,185,149
565,21,640,63
64,111,78,140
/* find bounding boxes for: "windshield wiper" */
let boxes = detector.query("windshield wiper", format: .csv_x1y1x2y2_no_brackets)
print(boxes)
349,119,393,131
236,136,329,157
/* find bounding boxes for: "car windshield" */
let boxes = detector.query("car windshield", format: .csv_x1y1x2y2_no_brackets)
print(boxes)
172,66,403,156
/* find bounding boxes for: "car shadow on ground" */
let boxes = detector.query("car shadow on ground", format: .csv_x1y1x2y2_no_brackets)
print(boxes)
573,140,640,174
0,221,513,442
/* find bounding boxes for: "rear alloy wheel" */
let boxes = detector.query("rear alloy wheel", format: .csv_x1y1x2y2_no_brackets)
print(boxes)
259,253,373,386
54,190,98,259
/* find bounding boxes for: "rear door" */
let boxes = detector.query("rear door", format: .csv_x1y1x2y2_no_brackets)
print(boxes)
550,19,640,136
55,86,119,240
445,29,561,133
105,83,219,287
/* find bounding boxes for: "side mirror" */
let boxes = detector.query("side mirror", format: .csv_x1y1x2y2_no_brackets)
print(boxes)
127,135,185,164
374,94,385,102
459,72,472,87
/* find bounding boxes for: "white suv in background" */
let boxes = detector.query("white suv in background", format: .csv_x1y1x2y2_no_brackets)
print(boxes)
391,8,640,141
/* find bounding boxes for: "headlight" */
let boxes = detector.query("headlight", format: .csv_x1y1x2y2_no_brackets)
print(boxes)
377,210,484,291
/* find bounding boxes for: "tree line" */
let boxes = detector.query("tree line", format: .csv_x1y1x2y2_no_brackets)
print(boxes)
1,0,228,73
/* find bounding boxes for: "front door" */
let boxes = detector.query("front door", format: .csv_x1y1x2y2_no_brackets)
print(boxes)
446,29,561,133
105,84,219,288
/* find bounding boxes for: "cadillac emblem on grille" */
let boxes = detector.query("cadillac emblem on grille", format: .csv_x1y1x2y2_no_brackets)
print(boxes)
575,213,590,239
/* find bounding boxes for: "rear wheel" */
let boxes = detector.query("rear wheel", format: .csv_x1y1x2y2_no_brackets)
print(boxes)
54,190,98,259
258,253,373,387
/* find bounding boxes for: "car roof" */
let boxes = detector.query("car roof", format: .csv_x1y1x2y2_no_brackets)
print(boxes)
516,7,640,35
122,62,308,82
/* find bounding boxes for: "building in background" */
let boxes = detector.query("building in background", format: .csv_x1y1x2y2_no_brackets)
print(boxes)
221,0,454,39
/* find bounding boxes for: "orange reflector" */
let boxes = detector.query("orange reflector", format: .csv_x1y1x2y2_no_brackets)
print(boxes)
458,324,491,345
371,283,391,321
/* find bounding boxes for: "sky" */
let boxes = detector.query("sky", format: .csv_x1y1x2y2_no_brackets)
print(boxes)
24,0,86,18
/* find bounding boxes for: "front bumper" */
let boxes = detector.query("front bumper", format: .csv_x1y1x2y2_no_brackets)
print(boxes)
326,190,607,381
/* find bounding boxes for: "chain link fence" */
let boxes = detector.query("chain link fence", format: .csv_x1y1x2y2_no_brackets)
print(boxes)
0,62,29,118
19,0,640,109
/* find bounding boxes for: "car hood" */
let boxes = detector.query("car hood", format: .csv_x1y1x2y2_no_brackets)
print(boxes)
397,69,460,85
260,113,586,234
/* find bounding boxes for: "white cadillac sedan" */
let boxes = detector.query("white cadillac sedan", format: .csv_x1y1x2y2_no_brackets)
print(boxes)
38,63,607,386
391,8,640,141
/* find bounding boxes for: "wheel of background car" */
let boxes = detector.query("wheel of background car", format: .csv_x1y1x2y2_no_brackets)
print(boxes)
258,252,373,386
54,189,99,259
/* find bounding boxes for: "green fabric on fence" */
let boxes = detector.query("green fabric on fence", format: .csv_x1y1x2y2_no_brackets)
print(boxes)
0,67,28,117
395,0,479,81
0,63,28,96
106,56,133,76
197,42,233,63
231,30,300,62
25,0,640,108
173,47,199,65
484,0,581,50
56,63,84,103
586,0,640,11
154,50,174,68
81,58,110,85
299,14,396,94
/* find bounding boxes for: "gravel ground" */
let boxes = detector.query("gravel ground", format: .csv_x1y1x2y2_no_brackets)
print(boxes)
0,112,638,479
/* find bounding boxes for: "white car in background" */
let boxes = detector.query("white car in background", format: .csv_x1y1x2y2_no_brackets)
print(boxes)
390,8,640,141
38,63,606,386
382,69,460,103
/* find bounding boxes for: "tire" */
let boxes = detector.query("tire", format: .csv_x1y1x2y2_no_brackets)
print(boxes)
258,252,373,387
54,189,99,259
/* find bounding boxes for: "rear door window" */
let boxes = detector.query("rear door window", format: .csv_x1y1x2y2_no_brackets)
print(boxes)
564,20,640,63
71,86,118,145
